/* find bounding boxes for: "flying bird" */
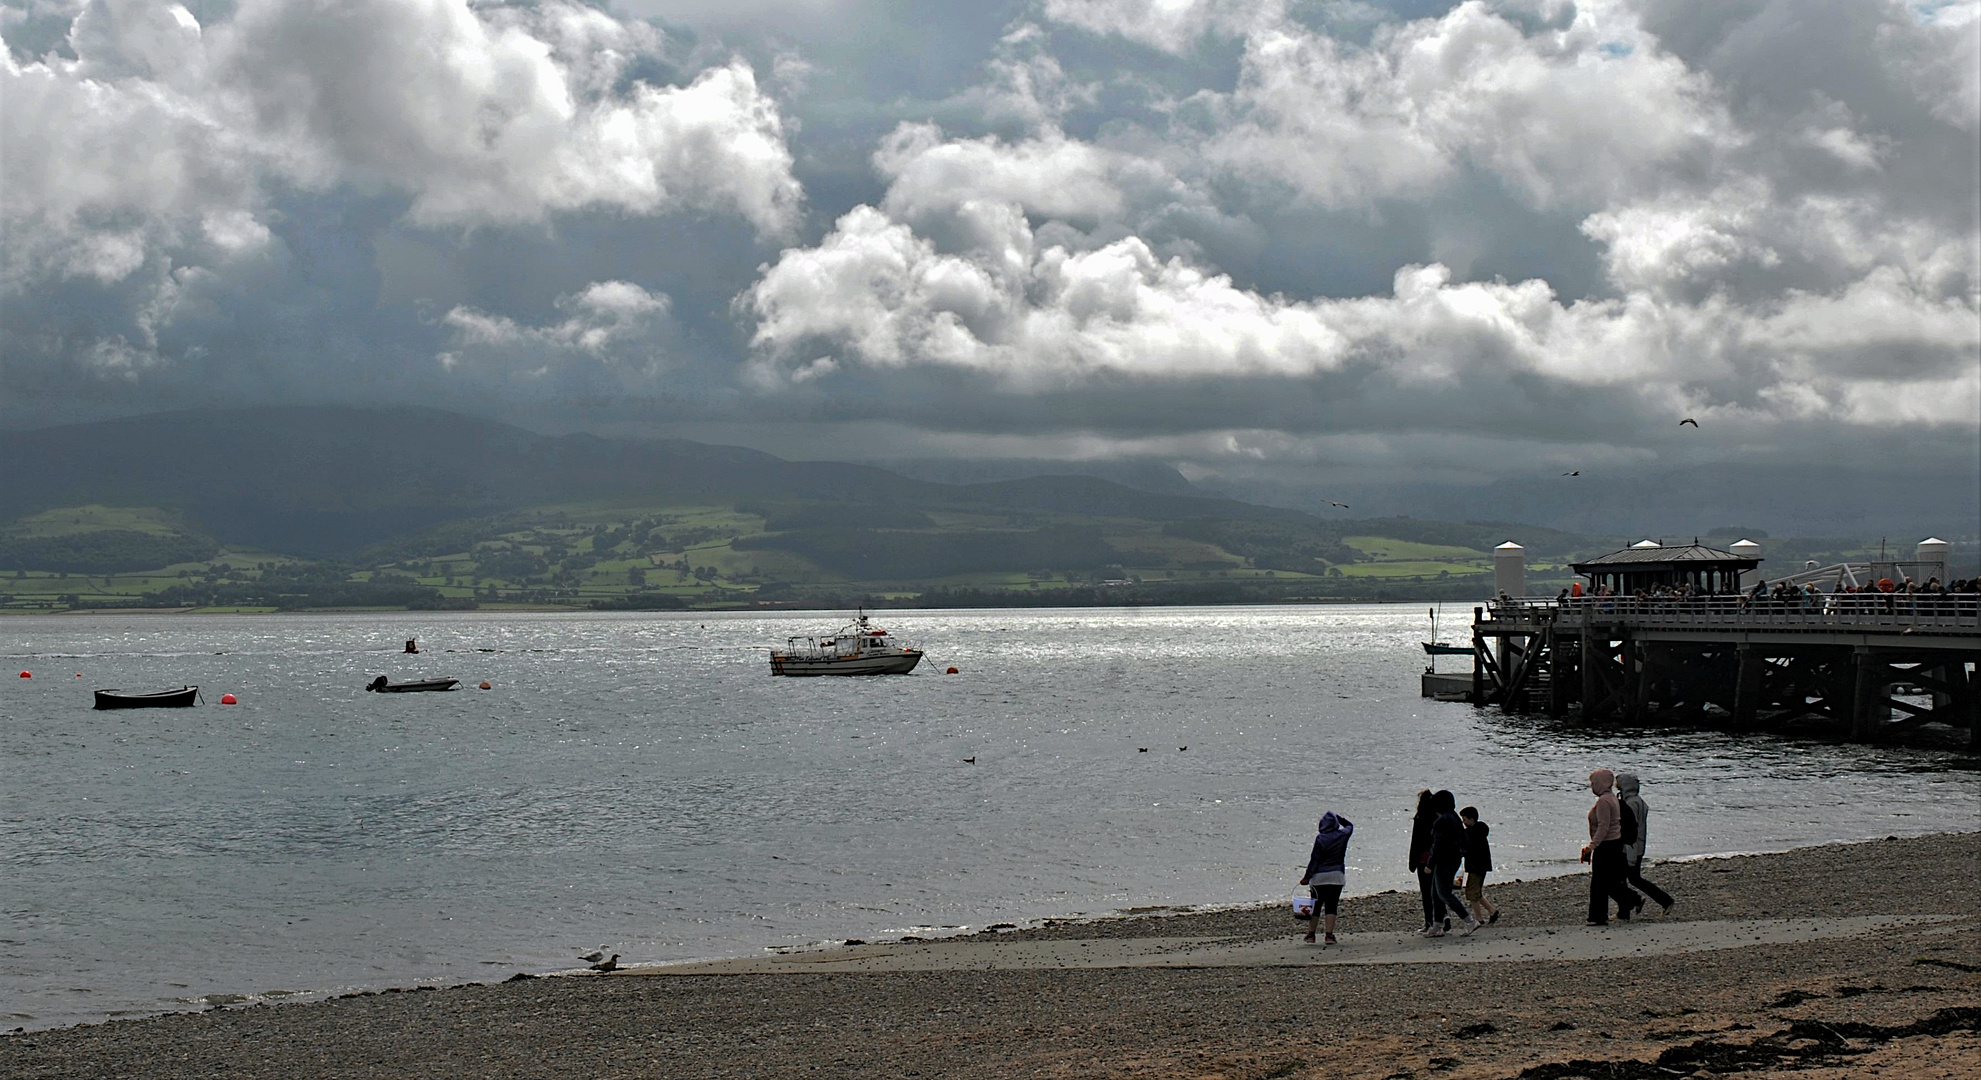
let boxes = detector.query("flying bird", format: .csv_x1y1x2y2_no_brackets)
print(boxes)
1328,501,1350,508
1679,418,1699,427
579,951,606,963
589,954,620,972
1562,471,1580,476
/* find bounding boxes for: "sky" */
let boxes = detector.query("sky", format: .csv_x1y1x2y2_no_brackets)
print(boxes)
2,1,1978,530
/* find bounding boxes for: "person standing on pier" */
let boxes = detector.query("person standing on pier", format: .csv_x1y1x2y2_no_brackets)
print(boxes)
1580,768,1643,926
1410,790,1445,934
1615,773,1674,915
1298,811,1354,945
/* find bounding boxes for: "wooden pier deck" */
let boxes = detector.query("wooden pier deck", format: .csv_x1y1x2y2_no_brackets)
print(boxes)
1464,595,1981,745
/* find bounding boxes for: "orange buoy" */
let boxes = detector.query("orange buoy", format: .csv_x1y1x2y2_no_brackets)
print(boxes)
478,681,491,690
17,671,28,679
75,673,83,677
220,693,238,705
945,666,959,675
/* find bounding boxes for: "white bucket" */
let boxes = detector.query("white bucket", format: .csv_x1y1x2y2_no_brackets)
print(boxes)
1291,892,1316,918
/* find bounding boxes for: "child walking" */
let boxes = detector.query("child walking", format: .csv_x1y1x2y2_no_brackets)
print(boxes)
1459,806,1499,925
1298,811,1355,945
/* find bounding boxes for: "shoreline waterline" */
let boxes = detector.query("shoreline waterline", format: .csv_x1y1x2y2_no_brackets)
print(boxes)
8,829,1973,1034
4,833,1975,1080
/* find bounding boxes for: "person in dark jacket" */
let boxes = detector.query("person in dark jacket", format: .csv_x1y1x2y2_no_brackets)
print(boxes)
1409,789,1445,934
1297,811,1354,945
1426,790,1477,936
1459,806,1499,924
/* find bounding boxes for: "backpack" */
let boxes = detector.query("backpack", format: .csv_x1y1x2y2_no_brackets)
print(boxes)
1618,798,1638,846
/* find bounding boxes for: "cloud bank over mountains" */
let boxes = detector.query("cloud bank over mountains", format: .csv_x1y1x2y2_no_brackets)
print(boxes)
4,0,1976,519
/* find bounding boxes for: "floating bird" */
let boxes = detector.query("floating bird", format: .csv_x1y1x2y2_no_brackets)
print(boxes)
1679,418,1699,427
1178,746,1188,752
589,954,620,972
579,951,606,963
1562,471,1580,476
963,756,976,764
1138,747,1149,753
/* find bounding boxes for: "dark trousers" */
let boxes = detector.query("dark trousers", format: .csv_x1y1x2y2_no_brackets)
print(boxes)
1626,855,1674,909
1588,840,1643,924
1430,863,1471,925
1416,868,1445,927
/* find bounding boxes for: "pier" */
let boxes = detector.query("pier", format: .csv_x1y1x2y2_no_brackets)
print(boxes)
1448,539,1981,746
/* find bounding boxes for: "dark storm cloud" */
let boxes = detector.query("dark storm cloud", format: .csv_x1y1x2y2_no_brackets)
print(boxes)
2,0,1975,512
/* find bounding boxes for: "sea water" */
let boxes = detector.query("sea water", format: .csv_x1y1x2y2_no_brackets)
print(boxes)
2,606,1975,1029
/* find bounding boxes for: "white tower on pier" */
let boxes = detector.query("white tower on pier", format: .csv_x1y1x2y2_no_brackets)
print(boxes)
1494,541,1527,598
1728,539,1762,590
1916,537,1949,583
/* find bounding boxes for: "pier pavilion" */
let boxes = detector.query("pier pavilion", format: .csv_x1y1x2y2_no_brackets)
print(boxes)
1571,541,1758,596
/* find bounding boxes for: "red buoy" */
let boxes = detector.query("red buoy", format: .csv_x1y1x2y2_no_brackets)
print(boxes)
17,671,28,679
946,666,959,675
220,693,238,705
478,681,491,690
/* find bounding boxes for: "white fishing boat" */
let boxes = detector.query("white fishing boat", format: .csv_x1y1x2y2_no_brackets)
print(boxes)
769,611,924,676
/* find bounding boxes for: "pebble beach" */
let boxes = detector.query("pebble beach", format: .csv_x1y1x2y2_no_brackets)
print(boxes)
5,831,1976,1079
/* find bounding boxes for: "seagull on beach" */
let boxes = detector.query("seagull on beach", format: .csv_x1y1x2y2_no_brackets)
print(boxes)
1679,418,1699,427
589,954,620,972
579,951,606,963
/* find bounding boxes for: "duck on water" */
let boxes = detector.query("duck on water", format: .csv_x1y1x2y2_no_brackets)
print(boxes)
769,611,923,676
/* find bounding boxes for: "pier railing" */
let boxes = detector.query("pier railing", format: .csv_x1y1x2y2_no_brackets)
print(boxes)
1541,594,1981,634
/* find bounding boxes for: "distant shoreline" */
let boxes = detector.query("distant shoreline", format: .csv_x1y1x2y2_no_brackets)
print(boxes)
11,595,1475,616
5,833,1975,1078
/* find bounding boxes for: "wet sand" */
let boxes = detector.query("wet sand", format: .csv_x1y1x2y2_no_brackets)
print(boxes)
4,832,1976,1079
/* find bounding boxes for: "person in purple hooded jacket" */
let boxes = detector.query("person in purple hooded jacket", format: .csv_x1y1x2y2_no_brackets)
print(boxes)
1298,811,1354,945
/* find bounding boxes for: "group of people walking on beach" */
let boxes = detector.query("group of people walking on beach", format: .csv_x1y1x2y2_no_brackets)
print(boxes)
1295,771,1675,944
1406,789,1497,937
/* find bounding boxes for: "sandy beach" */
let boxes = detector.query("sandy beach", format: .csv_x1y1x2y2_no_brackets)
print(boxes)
4,832,1976,1079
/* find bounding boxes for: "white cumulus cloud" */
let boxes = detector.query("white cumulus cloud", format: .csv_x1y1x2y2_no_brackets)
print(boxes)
1,0,802,293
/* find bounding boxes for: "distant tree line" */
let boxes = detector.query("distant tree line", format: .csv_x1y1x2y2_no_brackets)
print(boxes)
737,525,1117,580
0,530,220,573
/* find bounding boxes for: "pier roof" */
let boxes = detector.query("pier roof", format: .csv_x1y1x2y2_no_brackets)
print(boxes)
1572,542,1758,571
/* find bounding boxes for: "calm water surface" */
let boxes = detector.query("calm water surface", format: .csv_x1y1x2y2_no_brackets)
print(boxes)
3,606,1975,1029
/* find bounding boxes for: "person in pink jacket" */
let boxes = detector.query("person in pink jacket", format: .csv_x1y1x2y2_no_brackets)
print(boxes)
1579,768,1644,925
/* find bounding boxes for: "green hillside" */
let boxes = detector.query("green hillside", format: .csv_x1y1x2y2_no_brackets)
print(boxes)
0,407,1640,612
0,495,1626,612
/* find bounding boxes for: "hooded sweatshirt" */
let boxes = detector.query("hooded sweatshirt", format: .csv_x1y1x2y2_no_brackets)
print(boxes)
1429,790,1466,874
1615,772,1648,865
1303,812,1355,885
1587,769,1621,843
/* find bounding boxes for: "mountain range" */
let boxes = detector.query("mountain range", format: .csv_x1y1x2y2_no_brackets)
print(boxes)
2,408,1948,612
